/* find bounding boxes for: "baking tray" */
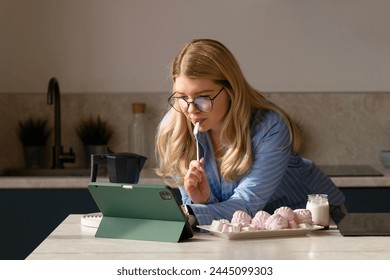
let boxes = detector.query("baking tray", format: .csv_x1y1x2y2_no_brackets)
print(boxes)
197,225,323,240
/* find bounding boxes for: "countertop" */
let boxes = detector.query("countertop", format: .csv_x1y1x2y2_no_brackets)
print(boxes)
1,167,390,189
0,168,164,189
27,214,390,260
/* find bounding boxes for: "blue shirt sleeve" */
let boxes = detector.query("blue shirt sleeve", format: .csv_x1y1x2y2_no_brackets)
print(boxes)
181,111,293,226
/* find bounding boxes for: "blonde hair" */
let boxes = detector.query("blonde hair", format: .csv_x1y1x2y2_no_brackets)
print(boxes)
155,39,301,186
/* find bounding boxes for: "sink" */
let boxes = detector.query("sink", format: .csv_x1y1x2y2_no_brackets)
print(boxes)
2,168,93,177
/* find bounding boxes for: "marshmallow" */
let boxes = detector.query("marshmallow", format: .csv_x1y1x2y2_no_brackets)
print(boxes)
265,214,289,230
274,206,295,222
251,210,270,230
231,210,252,226
210,220,223,232
293,209,313,225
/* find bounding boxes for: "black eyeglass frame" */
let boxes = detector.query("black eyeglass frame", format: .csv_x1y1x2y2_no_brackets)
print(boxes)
168,87,224,113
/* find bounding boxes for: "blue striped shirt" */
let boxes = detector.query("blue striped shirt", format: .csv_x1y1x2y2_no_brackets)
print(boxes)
180,109,346,226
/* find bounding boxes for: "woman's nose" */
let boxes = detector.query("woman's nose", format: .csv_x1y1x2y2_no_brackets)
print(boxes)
187,102,199,113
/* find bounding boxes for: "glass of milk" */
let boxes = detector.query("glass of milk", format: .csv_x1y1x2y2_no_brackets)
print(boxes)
306,194,329,229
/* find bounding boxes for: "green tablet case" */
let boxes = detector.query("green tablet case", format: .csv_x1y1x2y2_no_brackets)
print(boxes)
88,182,193,243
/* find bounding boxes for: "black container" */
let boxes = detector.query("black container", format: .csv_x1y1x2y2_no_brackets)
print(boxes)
90,147,147,183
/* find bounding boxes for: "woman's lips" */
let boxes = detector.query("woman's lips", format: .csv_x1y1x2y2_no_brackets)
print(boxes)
192,119,204,126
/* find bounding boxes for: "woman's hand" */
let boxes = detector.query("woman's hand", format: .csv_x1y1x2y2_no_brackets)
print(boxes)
183,158,211,204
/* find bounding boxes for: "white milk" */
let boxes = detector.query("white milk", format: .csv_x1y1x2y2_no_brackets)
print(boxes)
306,194,329,228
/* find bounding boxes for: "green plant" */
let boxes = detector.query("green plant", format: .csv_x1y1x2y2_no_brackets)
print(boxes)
76,115,113,145
17,117,51,146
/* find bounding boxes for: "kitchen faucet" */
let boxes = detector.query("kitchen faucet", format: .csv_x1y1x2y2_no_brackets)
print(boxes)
47,77,75,168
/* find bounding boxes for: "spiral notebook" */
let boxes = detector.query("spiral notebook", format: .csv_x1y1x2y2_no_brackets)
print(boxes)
87,182,193,242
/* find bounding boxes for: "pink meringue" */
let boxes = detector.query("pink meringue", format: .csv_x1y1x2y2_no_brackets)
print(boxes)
251,210,271,230
288,220,298,229
274,206,295,222
293,209,313,224
265,214,288,230
231,210,252,226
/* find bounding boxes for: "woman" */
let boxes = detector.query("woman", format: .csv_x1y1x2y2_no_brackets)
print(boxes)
155,39,346,227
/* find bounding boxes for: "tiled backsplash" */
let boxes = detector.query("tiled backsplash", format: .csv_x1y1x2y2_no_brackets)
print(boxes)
1,92,389,173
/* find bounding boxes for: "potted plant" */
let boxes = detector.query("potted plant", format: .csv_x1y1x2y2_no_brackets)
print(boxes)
76,115,114,167
17,117,51,168
380,150,390,168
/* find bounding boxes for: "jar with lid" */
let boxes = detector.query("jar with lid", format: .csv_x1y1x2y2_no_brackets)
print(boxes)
306,194,329,229
128,103,147,159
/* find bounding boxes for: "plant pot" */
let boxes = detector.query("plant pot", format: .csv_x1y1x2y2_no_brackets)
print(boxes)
380,151,390,168
84,145,107,168
23,146,45,168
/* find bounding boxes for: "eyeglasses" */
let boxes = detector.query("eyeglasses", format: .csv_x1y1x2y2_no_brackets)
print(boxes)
168,87,224,113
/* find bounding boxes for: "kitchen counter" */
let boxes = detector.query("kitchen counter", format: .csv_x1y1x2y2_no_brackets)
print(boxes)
27,214,390,260
2,167,390,259
331,174,390,187
0,168,164,189
1,167,390,189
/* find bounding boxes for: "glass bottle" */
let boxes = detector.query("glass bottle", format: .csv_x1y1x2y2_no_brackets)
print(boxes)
129,103,147,158
306,194,329,229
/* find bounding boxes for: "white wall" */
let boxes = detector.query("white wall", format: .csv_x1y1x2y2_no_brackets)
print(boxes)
1,0,390,93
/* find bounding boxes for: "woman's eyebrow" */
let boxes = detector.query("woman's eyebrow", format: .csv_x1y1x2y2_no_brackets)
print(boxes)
175,89,215,95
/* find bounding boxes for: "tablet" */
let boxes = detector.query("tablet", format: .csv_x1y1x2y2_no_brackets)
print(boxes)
338,213,390,236
88,182,194,242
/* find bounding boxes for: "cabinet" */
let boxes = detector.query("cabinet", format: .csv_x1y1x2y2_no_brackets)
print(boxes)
0,189,98,260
